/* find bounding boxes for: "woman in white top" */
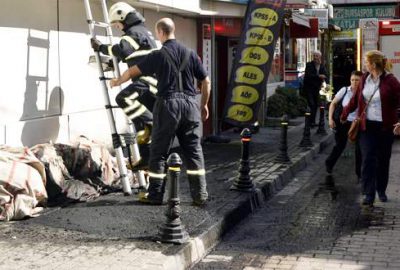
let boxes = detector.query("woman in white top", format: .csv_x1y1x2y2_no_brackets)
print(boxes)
325,71,363,175
341,50,400,206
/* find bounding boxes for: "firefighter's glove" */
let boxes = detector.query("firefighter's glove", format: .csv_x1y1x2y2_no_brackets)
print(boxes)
91,38,102,52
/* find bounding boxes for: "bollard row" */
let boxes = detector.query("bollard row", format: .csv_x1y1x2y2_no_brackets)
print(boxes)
157,109,328,244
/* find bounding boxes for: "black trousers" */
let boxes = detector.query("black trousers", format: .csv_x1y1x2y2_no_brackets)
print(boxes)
147,94,208,202
359,121,394,199
306,90,320,124
115,82,155,131
325,121,361,177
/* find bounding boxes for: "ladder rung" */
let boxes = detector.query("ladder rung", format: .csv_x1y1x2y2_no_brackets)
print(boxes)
27,76,48,82
87,20,109,28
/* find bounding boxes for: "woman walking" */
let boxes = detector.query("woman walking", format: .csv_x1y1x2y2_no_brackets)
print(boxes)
341,50,400,206
325,71,362,176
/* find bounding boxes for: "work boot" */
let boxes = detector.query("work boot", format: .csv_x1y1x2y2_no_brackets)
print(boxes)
138,192,166,205
127,158,149,171
138,178,166,205
378,192,388,202
187,174,208,206
361,195,374,206
136,124,152,145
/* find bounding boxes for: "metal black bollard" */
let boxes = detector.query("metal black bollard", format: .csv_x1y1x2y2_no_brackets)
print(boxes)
316,105,327,135
299,110,313,148
274,115,291,164
231,128,255,192
159,153,189,244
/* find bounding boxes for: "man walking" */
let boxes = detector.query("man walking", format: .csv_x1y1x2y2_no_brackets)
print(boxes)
303,50,328,126
110,18,211,206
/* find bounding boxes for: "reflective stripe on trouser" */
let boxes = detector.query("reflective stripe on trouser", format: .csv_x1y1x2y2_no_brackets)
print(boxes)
115,83,154,130
146,97,208,201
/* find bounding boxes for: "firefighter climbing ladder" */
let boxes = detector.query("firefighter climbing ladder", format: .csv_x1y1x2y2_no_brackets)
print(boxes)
83,0,147,195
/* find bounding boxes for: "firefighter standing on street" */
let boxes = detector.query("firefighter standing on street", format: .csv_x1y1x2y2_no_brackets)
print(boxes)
91,2,158,144
110,18,211,206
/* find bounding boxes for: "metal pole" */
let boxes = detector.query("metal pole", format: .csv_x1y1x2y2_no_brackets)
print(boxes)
230,128,255,192
159,153,189,244
83,0,132,195
274,115,291,164
299,109,313,148
316,105,327,135
211,18,218,135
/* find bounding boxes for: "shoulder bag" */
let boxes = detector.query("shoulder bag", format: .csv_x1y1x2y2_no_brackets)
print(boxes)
333,87,348,126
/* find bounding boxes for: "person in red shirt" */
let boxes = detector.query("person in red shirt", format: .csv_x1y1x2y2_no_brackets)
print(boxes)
342,50,400,206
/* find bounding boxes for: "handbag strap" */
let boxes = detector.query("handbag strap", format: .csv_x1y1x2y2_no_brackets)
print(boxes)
360,84,379,117
339,87,348,106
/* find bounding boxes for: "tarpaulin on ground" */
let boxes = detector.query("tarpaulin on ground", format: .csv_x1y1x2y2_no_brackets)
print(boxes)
223,0,286,127
0,146,47,221
31,136,121,204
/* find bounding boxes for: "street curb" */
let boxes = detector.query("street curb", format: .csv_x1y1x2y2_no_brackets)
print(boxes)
165,132,334,270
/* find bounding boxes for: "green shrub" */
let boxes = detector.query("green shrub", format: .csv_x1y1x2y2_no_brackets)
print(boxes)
297,96,308,115
266,93,287,117
267,86,307,118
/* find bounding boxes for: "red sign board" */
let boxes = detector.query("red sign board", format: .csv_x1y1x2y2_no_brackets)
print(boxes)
379,20,400,36
214,18,243,37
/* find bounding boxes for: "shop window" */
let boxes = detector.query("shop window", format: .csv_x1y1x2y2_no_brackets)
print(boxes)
268,37,284,83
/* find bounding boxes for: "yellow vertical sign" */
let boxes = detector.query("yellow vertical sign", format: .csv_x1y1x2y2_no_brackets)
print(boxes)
223,1,286,126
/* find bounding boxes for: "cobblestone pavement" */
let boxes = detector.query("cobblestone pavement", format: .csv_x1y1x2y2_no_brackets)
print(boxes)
0,118,332,270
194,140,400,270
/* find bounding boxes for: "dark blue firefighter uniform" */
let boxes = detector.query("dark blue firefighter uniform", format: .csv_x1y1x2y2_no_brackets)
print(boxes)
99,14,158,131
137,39,208,204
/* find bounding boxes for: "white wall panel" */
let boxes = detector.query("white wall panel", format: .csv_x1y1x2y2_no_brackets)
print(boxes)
5,115,69,147
0,0,199,147
0,126,5,145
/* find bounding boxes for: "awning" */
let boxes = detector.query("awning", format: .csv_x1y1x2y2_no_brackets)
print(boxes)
292,13,310,28
290,17,319,38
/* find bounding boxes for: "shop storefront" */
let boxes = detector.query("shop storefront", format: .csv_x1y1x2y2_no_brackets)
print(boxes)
329,3,399,92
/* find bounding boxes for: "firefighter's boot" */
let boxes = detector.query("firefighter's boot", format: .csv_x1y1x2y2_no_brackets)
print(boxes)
187,173,208,206
137,124,152,145
138,175,166,205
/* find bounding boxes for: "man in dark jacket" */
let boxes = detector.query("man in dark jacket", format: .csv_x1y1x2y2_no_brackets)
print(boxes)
91,2,158,143
303,50,328,126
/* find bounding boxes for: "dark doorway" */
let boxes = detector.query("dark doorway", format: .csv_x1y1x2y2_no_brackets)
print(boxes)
332,41,357,94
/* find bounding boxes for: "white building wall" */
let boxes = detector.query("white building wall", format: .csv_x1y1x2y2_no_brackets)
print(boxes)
0,0,197,148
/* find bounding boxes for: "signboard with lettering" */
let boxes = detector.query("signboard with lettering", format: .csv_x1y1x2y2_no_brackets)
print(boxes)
360,18,379,70
304,8,328,29
330,5,397,29
202,24,212,77
332,29,357,40
222,0,287,127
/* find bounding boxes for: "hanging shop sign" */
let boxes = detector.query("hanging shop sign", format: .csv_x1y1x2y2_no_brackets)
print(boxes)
202,24,212,77
222,0,287,127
